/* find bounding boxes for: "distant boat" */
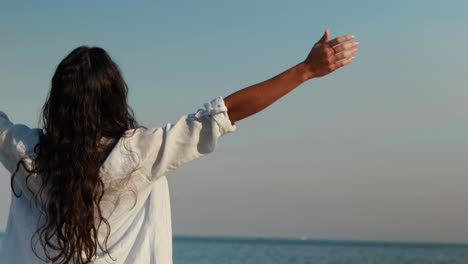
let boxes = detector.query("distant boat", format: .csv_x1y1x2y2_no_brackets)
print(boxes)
300,236,308,240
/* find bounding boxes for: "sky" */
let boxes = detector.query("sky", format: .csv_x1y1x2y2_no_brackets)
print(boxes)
1,0,467,243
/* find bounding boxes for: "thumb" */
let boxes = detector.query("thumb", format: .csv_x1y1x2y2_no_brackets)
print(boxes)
317,29,329,44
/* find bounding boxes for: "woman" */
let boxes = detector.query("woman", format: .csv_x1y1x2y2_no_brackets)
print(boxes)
0,29,358,263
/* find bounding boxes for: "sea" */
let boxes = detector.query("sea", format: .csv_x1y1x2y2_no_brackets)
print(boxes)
1,233,468,263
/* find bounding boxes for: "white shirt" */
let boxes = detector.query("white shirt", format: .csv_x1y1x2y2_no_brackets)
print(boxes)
0,96,236,263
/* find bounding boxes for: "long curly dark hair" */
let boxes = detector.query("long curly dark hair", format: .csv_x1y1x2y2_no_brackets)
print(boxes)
10,46,142,263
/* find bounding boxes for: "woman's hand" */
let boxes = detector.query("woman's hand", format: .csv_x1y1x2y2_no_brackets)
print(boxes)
303,29,359,79
224,29,358,123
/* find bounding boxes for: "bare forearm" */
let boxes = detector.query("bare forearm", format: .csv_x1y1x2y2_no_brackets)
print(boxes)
224,62,311,123
223,29,358,124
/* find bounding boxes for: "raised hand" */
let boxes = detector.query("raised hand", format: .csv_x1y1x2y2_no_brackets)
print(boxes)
303,29,359,78
224,29,359,123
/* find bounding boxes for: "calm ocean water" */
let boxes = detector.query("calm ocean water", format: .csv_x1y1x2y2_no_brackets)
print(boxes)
1,233,467,263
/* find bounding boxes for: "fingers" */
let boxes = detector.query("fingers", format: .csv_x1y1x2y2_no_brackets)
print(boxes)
332,41,359,53
317,29,330,44
334,47,358,61
327,34,354,47
331,56,355,71
306,30,357,77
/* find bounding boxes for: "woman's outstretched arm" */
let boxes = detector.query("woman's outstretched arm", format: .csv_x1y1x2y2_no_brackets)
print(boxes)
224,29,359,123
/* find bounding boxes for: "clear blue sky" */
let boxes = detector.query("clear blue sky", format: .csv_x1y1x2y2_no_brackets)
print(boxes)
1,0,467,242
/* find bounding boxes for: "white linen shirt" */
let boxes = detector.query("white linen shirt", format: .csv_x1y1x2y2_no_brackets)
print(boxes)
0,96,236,264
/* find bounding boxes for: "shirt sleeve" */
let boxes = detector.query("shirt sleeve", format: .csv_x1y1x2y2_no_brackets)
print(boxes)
0,111,40,177
133,96,237,181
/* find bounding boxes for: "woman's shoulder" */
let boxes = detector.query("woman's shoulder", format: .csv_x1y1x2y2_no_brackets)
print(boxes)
121,126,166,143
118,127,165,161
1,122,42,158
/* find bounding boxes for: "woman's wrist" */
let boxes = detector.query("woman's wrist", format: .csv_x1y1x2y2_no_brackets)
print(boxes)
295,61,316,82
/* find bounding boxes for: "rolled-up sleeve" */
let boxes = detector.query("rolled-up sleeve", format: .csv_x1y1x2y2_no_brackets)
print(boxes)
133,96,237,181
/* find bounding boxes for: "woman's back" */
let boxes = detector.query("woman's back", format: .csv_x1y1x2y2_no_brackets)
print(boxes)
0,97,237,263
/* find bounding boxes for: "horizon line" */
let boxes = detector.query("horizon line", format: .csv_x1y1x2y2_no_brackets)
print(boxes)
1,231,467,247
173,234,468,247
